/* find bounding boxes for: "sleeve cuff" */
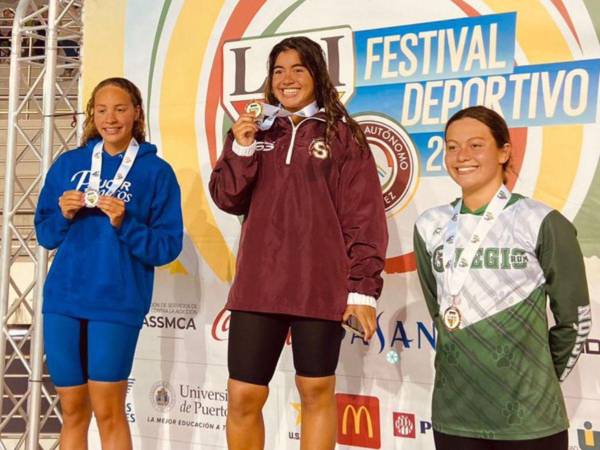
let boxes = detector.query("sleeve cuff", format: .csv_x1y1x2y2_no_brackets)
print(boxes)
232,140,256,157
347,292,377,308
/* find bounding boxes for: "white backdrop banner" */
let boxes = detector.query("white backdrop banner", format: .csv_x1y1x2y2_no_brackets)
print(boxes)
82,1,600,448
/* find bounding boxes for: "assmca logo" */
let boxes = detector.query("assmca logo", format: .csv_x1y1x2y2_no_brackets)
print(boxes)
336,394,381,449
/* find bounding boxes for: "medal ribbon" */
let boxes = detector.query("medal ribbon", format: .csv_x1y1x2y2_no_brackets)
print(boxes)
89,138,139,196
442,185,511,301
258,101,320,130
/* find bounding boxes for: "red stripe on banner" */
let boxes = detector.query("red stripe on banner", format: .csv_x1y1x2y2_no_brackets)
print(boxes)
384,252,417,274
205,0,266,167
550,0,582,49
450,0,481,17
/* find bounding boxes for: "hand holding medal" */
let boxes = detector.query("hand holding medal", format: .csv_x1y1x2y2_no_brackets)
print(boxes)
58,190,85,219
231,103,261,147
97,196,126,228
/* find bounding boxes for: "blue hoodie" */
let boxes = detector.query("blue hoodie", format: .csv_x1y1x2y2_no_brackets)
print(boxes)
35,138,183,327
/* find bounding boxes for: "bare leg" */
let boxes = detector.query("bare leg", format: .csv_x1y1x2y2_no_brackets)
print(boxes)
56,384,92,450
226,378,269,450
296,375,337,450
88,380,131,450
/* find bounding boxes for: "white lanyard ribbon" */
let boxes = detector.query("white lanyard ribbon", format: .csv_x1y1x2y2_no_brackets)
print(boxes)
258,101,319,130
89,138,139,196
442,185,511,299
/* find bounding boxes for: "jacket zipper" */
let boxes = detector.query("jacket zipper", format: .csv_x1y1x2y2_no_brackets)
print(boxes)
284,116,326,166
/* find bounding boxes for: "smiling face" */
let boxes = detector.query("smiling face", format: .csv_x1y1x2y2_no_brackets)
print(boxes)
270,49,316,113
445,117,510,203
92,84,140,154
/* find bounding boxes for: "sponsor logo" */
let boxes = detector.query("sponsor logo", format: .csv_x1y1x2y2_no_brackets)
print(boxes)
578,421,600,450
211,308,231,341
150,381,176,413
288,402,302,440
336,394,381,448
347,311,436,354
356,114,419,215
125,378,135,423
393,412,416,438
143,315,196,330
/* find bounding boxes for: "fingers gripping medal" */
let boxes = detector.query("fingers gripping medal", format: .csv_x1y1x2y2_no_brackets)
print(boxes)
245,102,263,120
84,189,100,208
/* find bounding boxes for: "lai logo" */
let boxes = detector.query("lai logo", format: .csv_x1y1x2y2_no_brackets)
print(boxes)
336,394,381,448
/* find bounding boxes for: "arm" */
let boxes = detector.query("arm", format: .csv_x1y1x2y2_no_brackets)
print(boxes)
209,131,259,216
115,164,183,266
413,225,440,321
337,133,389,304
536,210,591,381
34,158,72,250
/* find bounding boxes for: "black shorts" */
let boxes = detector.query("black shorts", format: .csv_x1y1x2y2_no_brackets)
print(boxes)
433,430,568,450
228,310,345,386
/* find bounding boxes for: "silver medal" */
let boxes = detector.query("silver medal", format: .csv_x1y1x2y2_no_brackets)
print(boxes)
84,188,100,208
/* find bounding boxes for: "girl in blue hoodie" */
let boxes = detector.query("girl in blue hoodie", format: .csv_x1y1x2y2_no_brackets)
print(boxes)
35,77,183,449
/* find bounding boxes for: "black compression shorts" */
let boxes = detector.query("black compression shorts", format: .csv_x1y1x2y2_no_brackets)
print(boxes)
228,310,345,386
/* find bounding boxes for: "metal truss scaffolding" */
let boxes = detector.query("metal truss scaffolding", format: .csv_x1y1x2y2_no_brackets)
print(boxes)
0,0,82,448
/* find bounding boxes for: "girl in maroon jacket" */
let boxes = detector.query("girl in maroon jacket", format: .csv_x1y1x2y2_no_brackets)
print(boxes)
210,36,388,450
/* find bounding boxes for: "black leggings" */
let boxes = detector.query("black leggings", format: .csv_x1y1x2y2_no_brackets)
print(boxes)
434,430,568,450
228,310,344,386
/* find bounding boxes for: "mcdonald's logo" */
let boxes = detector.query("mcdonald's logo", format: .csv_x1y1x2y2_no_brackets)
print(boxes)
336,394,381,448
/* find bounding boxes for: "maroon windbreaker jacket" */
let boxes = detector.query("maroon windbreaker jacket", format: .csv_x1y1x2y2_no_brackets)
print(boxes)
209,113,388,321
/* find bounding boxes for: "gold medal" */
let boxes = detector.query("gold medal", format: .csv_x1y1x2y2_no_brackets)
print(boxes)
84,188,99,208
443,306,462,331
245,102,263,119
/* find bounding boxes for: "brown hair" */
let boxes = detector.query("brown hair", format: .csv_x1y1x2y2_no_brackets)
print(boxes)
264,36,368,150
82,77,146,146
445,105,513,178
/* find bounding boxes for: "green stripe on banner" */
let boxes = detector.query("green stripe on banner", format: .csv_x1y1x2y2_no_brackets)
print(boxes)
147,0,173,141
574,1,600,257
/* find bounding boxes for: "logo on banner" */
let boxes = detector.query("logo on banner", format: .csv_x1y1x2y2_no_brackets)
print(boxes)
346,311,436,355
211,308,231,341
288,402,302,440
222,27,355,120
336,394,381,448
355,114,419,214
583,337,599,356
393,412,416,438
578,421,600,450
126,378,136,423
150,381,176,413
